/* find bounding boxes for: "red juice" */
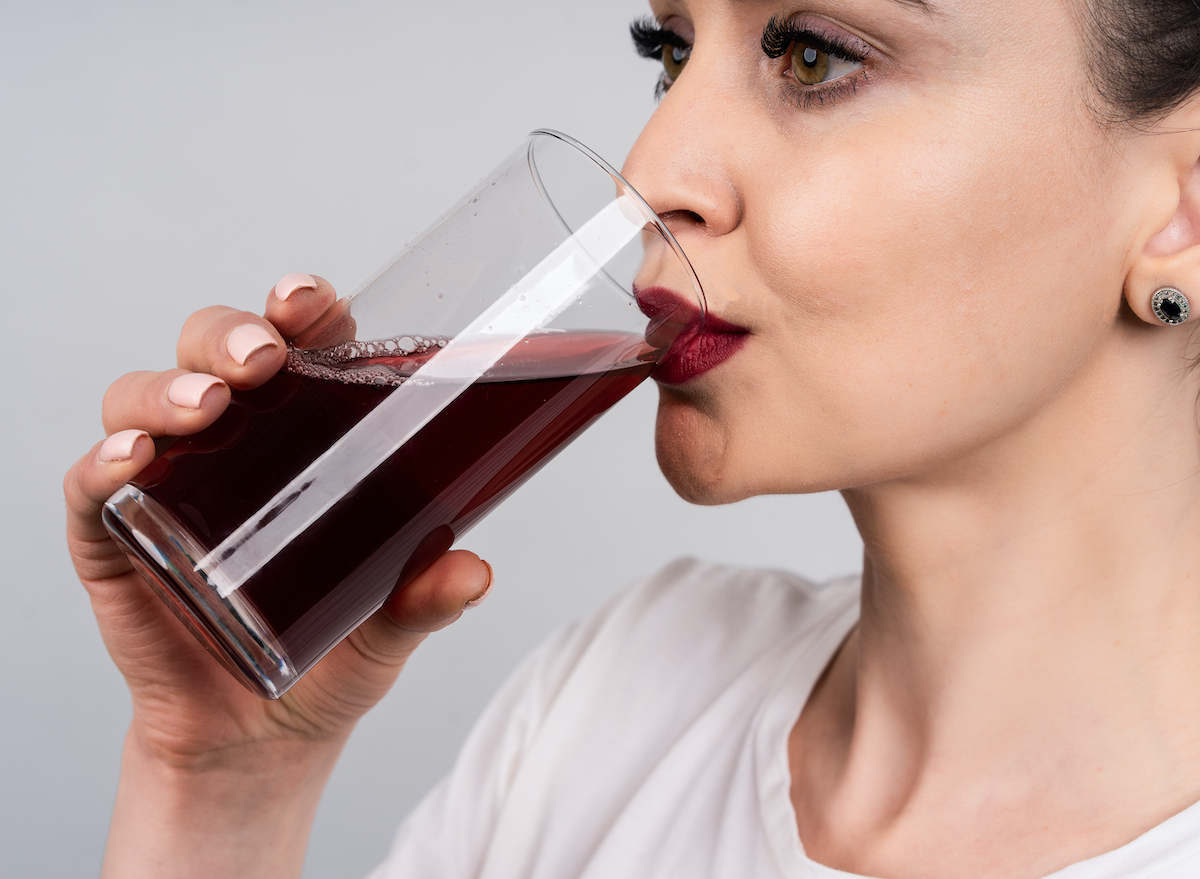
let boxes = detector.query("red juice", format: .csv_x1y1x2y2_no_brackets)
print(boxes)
104,330,653,693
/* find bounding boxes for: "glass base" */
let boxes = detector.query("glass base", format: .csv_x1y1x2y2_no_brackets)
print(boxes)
102,485,298,699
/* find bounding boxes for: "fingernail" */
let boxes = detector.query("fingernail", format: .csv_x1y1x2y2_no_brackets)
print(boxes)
168,373,226,409
99,429,149,463
274,272,317,302
226,324,278,366
465,560,494,609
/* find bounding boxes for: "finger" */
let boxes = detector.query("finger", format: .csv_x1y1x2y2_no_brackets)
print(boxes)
283,551,493,731
228,372,301,414
263,273,338,340
293,297,357,350
381,550,494,634
342,550,493,673
64,430,157,561
176,306,287,390
102,369,231,436
163,404,250,456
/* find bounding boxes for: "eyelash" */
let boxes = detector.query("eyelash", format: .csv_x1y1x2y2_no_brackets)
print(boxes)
629,17,690,99
761,15,871,109
629,14,872,108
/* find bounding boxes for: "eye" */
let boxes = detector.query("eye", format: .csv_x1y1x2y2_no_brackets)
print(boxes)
791,41,828,85
761,16,870,95
789,38,861,86
662,44,691,81
630,17,694,94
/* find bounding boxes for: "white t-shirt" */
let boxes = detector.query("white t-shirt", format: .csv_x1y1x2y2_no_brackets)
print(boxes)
368,558,1200,879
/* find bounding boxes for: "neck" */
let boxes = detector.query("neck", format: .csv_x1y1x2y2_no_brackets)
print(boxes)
794,323,1200,877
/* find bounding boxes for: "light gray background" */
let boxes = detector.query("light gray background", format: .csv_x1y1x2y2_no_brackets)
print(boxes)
0,2,863,877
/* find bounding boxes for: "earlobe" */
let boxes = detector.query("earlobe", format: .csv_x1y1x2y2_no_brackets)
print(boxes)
1125,130,1200,326
1149,287,1191,325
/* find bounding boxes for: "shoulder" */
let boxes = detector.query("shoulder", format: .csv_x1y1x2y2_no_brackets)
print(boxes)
583,556,860,663
456,557,860,767
514,558,861,728
612,555,858,624
371,561,860,878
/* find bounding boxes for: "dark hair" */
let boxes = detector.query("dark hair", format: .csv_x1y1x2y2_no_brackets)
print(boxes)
1084,0,1200,124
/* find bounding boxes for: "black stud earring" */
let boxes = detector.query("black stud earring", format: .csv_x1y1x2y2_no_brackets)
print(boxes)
1151,288,1190,325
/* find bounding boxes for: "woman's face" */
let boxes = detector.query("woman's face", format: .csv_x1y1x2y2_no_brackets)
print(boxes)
622,0,1154,504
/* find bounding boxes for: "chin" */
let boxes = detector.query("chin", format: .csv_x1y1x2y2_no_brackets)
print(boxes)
653,385,866,502
653,390,750,506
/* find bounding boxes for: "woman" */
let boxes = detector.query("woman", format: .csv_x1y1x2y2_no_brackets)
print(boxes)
64,0,1200,876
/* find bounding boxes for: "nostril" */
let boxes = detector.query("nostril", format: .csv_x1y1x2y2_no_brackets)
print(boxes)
659,208,706,231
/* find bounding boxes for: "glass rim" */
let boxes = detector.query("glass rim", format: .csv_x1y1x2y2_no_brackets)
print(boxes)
526,128,708,324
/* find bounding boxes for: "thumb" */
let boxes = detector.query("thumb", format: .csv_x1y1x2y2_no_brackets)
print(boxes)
290,549,494,727
347,548,493,672
383,548,494,634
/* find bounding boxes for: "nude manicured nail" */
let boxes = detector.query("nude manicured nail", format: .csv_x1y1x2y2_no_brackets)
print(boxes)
99,429,149,463
273,272,317,302
465,560,494,609
226,324,278,366
168,373,226,409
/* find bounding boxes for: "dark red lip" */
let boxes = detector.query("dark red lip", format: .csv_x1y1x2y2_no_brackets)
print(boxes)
634,285,749,386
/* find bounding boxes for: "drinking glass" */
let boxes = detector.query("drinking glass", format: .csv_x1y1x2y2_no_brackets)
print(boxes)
102,130,705,699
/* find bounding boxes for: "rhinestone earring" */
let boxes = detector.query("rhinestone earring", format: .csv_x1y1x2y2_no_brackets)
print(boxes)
1151,288,1191,325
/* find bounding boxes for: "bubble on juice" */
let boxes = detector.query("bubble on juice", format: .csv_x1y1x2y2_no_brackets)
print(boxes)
285,335,449,387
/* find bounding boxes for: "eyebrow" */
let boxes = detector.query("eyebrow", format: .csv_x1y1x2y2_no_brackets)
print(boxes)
730,0,935,9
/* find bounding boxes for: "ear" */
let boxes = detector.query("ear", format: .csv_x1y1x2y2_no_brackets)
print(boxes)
1125,108,1200,326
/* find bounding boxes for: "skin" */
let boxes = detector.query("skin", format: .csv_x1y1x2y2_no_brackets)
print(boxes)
626,0,1200,876
65,282,493,878
62,0,1200,876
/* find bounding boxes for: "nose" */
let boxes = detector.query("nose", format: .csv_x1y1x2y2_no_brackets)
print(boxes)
620,61,743,245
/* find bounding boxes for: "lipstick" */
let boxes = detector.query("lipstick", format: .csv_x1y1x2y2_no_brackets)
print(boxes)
635,285,748,385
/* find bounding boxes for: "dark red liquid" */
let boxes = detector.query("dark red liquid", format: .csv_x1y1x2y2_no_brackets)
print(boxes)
130,331,653,677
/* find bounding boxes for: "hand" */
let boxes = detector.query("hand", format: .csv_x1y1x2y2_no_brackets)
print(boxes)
64,273,493,769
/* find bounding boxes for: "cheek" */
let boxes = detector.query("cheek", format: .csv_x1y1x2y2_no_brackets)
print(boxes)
711,107,1126,488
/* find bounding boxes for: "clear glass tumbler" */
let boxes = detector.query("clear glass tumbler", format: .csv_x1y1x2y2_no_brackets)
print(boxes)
102,130,705,699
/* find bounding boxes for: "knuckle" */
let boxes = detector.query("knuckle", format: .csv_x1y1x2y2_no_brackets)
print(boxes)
102,371,171,432
70,534,131,583
62,461,83,504
185,304,235,327
178,307,240,362
348,619,412,666
63,456,105,515
102,370,149,410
